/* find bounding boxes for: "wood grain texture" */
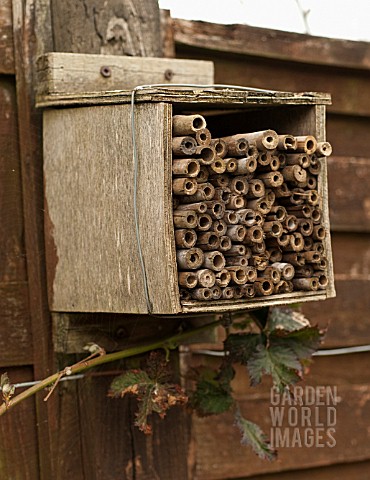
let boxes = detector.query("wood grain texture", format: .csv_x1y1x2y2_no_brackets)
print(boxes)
37,52,214,95
0,282,32,366
172,18,370,71
0,78,26,283
327,114,370,158
0,0,14,74
44,102,180,314
0,367,40,479
327,156,370,232
51,0,162,57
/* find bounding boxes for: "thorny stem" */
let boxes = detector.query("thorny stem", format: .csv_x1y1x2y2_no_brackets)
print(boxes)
0,319,222,416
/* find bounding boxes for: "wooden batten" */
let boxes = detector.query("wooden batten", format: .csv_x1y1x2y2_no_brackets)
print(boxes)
37,52,214,96
42,87,335,314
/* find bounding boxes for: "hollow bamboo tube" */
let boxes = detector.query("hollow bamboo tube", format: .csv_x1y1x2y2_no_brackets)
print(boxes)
223,210,239,225
274,280,292,294
172,178,198,196
254,279,274,296
316,141,332,157
294,265,314,278
208,157,226,174
257,151,272,166
307,190,320,206
196,232,221,250
241,284,255,298
231,286,243,299
268,248,283,263
271,262,295,280
173,210,198,228
230,176,249,195
313,242,325,254
216,269,231,287
225,158,238,173
221,286,234,299
312,225,326,241
285,154,310,168
178,272,198,289
234,157,258,174
196,166,209,183
225,255,249,267
302,251,322,263
281,165,307,184
220,135,249,156
276,233,290,248
260,266,281,284
247,197,271,215
258,172,284,188
263,221,283,238
238,209,256,226
172,136,197,156
210,174,230,188
226,195,245,210
245,179,265,199
202,251,226,271
277,134,297,150
202,201,225,220
274,183,291,198
176,202,207,214
258,155,280,172
211,285,222,300
306,174,317,190
313,257,328,271
195,128,211,146
191,288,213,301
210,139,228,158
179,289,191,301
245,266,258,282
227,266,248,285
283,215,298,232
239,130,279,151
314,274,328,289
212,188,229,205
277,153,286,167
181,182,215,203
196,269,216,288
172,158,200,178
224,244,248,256
282,253,305,267
292,277,319,291
298,219,314,237
250,254,269,270
295,135,317,155
303,237,314,251
285,205,312,218
197,214,213,232
173,114,206,136
174,229,197,248
286,233,305,252
266,206,287,222
309,156,321,175
254,213,264,226
195,146,216,165
244,226,264,244
176,248,204,270
211,219,227,237
251,240,266,254
227,225,247,242
219,235,232,252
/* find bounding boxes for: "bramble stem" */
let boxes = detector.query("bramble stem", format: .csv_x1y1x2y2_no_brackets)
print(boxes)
0,319,222,416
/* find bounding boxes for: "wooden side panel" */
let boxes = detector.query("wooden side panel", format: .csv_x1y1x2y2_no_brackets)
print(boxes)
44,102,179,314
37,52,214,95
0,367,40,479
0,0,14,74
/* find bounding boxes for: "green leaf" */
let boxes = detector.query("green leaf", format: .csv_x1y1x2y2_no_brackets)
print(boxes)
234,409,276,461
247,344,302,391
190,367,234,416
266,307,310,333
271,325,325,361
224,333,263,365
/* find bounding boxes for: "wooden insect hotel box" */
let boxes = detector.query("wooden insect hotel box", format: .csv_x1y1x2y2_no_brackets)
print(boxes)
39,69,335,314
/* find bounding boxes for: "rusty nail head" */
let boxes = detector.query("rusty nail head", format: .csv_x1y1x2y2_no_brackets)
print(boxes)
164,69,174,81
100,66,112,78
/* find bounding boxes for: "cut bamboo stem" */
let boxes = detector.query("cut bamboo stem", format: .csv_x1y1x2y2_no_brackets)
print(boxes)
172,178,198,196
210,139,228,158
178,272,198,288
196,269,216,288
176,248,204,270
174,229,197,248
195,128,212,146
295,135,317,154
173,210,198,228
202,251,226,271
172,136,197,156
173,114,206,136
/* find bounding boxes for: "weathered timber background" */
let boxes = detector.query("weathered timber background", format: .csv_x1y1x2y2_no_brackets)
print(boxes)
1,2,370,478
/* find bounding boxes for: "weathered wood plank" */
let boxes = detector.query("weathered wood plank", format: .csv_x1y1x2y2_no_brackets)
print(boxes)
0,78,26,282
328,157,370,232
327,114,370,158
0,367,40,479
175,46,370,117
0,282,32,366
191,383,370,479
51,0,162,57
0,0,14,74
172,19,370,72
37,53,214,95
